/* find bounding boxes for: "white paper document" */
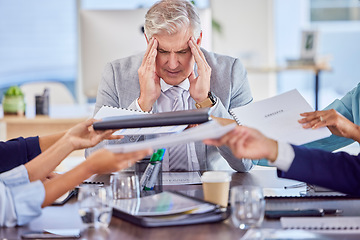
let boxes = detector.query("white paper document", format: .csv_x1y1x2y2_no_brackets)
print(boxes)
162,172,202,185
229,89,331,145
281,217,360,234
263,187,306,198
105,120,237,153
94,105,187,135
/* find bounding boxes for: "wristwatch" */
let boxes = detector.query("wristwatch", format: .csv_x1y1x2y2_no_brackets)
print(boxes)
195,92,217,109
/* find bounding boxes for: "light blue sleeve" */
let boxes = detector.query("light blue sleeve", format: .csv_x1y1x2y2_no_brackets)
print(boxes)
257,83,360,166
0,165,45,227
303,82,360,151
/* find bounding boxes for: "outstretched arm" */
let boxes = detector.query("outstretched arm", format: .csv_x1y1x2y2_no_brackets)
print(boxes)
42,148,151,207
25,119,121,182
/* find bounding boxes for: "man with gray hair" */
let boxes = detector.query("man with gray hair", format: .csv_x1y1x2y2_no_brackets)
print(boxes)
88,0,254,172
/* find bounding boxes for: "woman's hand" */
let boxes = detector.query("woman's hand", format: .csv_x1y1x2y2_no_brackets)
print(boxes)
64,119,123,150
298,109,360,141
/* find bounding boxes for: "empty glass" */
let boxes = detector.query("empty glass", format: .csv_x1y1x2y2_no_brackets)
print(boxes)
77,185,113,229
230,185,265,230
110,172,140,200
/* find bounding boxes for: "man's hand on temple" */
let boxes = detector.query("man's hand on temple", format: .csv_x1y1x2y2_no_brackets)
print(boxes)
188,36,211,103
138,37,161,112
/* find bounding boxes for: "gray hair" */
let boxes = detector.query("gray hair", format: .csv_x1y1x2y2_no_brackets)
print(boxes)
144,0,201,40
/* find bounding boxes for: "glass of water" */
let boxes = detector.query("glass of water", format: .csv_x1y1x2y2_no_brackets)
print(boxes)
78,185,113,229
110,172,140,200
230,185,265,230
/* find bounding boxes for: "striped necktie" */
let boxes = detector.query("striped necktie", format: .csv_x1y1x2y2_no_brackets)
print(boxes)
168,86,188,171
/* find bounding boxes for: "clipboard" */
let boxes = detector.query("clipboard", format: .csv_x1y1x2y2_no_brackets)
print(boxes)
93,108,211,130
112,191,231,227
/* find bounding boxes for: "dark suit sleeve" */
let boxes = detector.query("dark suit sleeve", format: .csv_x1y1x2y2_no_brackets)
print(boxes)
0,136,41,173
277,145,360,196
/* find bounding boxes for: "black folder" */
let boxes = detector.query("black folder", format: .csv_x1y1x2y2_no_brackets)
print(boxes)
93,108,211,130
112,191,230,227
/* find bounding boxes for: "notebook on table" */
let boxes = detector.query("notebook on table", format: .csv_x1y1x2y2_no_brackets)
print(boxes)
281,217,360,234
112,191,230,227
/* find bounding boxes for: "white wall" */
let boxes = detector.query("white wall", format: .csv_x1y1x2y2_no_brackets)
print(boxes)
210,0,276,101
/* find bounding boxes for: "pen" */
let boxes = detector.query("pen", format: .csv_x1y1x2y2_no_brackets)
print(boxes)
322,209,343,215
284,183,307,189
144,149,165,191
139,150,158,190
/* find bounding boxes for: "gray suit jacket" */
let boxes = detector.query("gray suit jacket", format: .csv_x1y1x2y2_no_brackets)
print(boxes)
87,48,254,172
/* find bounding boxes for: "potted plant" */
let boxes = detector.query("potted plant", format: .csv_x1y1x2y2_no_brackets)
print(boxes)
2,86,26,116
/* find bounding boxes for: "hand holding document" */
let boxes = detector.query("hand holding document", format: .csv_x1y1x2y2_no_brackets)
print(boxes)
229,89,331,145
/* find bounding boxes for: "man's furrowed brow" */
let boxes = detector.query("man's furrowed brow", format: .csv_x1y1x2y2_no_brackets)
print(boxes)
176,47,190,53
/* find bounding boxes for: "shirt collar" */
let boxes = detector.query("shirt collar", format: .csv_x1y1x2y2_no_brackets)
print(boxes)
160,78,190,92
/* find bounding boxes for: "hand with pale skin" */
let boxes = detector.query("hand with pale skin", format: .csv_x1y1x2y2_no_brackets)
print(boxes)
64,118,123,151
203,126,279,162
298,109,360,142
188,36,211,103
137,38,161,112
41,148,152,207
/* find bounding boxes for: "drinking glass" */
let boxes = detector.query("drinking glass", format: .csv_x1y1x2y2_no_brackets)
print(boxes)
110,172,140,200
110,172,141,215
230,185,265,229
77,185,113,229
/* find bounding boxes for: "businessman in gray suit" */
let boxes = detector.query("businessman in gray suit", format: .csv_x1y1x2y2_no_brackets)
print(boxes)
87,0,254,172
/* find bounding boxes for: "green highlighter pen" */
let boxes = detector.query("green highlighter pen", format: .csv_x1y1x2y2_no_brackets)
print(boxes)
144,149,165,191
139,150,158,190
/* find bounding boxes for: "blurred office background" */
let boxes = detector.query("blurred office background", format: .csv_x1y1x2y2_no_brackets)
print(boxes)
0,0,359,110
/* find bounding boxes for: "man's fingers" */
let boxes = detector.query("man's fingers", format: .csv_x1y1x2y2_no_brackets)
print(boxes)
189,38,204,65
190,37,208,66
188,70,196,82
141,37,156,66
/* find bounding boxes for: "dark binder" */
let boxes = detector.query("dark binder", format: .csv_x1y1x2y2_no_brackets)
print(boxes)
112,191,230,227
93,108,211,130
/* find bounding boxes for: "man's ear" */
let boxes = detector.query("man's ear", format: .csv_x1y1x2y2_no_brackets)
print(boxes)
196,31,203,46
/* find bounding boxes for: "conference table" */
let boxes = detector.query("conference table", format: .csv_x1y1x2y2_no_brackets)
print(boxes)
1,166,359,240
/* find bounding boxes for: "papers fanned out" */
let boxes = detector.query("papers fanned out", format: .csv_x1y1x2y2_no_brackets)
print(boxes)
229,89,331,145
105,120,237,153
281,217,360,234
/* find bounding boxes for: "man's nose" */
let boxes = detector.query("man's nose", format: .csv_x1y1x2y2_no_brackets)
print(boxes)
168,52,179,69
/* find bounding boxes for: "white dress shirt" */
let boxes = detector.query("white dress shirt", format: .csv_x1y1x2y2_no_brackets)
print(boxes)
134,78,218,171
269,141,295,172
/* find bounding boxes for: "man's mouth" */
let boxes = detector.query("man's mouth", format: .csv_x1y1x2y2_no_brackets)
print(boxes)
166,70,181,75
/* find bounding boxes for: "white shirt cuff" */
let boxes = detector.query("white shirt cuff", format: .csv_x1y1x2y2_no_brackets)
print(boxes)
269,142,295,172
135,98,153,113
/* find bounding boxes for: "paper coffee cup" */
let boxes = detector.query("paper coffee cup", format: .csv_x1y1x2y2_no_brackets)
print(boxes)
201,171,231,207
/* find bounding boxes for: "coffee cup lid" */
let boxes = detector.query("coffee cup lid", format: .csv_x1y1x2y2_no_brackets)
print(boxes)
201,171,231,182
